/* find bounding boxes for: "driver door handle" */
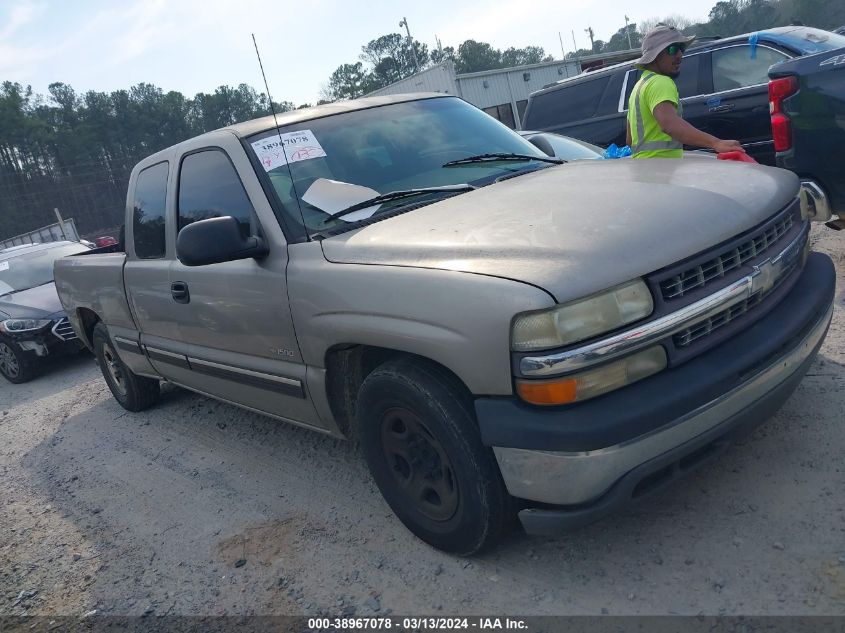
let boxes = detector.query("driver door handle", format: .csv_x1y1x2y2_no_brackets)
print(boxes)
171,281,190,304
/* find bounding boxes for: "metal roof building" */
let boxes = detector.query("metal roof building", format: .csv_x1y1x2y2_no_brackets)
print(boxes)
364,49,639,130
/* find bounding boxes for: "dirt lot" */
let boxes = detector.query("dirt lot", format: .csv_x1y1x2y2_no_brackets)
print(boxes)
1,227,844,618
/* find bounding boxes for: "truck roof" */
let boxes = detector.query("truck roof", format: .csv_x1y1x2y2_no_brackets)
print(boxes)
225,92,449,139
137,93,451,167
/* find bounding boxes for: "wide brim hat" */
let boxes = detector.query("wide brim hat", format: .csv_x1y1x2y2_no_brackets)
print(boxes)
634,25,696,65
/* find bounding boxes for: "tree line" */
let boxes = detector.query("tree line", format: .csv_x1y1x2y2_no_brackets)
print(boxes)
0,0,841,238
0,81,293,238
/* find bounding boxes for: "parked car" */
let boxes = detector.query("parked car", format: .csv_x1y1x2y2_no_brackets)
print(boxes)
94,236,119,248
518,130,604,160
768,44,845,227
523,26,845,165
54,93,834,554
0,241,90,383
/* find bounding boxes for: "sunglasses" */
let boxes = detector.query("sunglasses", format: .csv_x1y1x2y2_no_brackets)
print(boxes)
665,43,687,56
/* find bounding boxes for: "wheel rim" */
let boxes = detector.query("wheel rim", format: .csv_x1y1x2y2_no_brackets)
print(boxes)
0,342,20,379
380,407,459,522
102,344,128,397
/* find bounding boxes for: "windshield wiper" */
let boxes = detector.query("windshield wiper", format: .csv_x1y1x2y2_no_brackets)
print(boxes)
322,184,477,222
442,153,564,167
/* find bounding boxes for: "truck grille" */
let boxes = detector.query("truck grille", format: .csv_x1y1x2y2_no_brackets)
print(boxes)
52,317,77,341
660,211,794,301
673,232,804,348
674,292,766,347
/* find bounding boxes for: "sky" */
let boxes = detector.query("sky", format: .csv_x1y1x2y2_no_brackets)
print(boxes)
1,0,720,107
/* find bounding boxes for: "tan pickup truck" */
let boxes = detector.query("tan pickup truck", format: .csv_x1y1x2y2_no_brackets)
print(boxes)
54,93,835,555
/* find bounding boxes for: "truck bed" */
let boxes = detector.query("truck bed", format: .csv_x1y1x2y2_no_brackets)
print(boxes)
54,250,137,342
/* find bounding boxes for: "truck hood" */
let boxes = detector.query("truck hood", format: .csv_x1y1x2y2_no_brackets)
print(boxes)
0,282,64,320
320,159,799,302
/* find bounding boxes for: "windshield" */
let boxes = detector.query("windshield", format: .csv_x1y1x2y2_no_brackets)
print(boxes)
248,97,552,237
0,244,88,294
766,27,845,54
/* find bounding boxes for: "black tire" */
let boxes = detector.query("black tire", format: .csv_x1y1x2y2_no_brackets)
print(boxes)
356,358,513,555
93,323,160,411
0,335,37,384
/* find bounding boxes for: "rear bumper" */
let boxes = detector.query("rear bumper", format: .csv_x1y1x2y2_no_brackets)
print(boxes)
474,253,835,534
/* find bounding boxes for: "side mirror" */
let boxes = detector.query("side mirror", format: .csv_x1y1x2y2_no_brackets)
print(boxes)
525,134,556,158
176,216,268,267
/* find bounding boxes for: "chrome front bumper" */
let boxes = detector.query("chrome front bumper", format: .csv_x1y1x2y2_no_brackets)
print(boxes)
494,300,832,508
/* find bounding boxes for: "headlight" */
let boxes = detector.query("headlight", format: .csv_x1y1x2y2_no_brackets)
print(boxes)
511,280,653,351
0,319,52,333
515,346,667,405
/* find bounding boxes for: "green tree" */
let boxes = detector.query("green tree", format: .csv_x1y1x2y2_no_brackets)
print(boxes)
605,24,642,52
455,40,502,73
326,62,370,101
431,45,456,64
360,33,430,88
501,46,547,66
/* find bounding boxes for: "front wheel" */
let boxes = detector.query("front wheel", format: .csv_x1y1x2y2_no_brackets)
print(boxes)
356,359,513,555
93,323,159,411
0,336,37,383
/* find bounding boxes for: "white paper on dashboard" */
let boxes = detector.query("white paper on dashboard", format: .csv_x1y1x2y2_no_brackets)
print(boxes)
301,178,382,223
0,261,9,272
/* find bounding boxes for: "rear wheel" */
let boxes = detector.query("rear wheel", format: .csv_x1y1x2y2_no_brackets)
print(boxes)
356,358,513,555
93,323,159,411
0,336,37,384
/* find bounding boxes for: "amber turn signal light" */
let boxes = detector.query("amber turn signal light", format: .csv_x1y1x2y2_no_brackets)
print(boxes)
515,378,578,405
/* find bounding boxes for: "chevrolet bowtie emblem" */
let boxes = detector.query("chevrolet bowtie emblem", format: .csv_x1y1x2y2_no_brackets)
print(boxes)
751,258,777,295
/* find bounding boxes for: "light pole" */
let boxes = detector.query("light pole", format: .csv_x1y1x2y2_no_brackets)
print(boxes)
399,17,421,74
584,26,595,51
624,15,634,50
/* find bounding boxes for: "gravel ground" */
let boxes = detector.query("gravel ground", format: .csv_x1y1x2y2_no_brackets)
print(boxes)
1,226,844,618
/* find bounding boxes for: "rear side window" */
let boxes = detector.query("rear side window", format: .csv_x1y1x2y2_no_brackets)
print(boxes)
178,149,258,239
525,75,611,129
712,45,788,91
595,69,626,116
132,162,169,259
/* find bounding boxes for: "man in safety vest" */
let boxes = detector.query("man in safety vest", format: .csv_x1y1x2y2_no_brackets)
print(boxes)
626,25,746,158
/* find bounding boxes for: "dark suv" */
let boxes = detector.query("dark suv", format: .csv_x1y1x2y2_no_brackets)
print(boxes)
522,26,845,165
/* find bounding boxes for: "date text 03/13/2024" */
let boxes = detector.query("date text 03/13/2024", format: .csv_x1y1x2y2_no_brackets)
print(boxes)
307,617,529,630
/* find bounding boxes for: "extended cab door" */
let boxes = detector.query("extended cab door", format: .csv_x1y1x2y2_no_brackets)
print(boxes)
122,156,188,379
166,133,323,429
